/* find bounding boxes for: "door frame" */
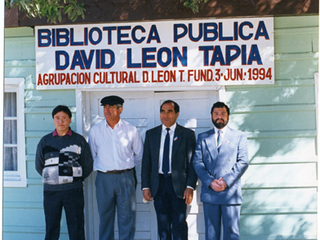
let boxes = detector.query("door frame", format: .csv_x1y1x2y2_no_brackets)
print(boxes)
75,86,226,239
75,86,225,138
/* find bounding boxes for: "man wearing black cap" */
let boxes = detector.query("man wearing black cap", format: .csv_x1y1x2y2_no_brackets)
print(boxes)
89,95,143,240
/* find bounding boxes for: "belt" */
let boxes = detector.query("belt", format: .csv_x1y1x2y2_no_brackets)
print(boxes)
99,168,133,174
159,173,172,177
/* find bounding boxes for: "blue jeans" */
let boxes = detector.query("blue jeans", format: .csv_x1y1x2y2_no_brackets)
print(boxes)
43,187,85,240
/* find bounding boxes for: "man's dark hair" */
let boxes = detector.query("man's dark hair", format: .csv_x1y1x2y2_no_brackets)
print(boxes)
160,100,180,113
210,101,230,115
52,105,72,118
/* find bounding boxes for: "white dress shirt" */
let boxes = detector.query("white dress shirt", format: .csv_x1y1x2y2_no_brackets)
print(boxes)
214,125,228,147
158,123,176,174
89,119,143,172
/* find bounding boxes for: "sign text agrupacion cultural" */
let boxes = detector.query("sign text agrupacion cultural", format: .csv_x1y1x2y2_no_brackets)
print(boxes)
35,17,274,90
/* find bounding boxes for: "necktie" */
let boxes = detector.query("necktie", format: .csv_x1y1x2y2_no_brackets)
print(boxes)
217,130,222,149
162,128,170,178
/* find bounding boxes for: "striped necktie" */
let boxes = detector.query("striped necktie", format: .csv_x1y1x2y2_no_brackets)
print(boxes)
217,130,222,149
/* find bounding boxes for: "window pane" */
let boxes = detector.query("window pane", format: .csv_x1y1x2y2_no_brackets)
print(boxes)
4,92,17,117
4,120,17,144
4,92,18,172
4,147,17,171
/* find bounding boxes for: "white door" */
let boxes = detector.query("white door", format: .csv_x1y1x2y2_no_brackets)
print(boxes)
82,90,218,240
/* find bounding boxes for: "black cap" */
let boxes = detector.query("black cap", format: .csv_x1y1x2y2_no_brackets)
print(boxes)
100,95,124,106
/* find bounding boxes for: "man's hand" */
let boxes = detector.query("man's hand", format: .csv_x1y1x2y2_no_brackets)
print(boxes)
183,188,194,205
142,189,153,202
210,177,228,192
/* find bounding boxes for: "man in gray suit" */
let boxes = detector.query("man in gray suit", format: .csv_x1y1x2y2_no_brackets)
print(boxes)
141,100,197,240
193,101,249,240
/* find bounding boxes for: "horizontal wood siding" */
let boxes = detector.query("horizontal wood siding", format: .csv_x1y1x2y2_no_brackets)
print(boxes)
227,15,318,240
4,27,76,239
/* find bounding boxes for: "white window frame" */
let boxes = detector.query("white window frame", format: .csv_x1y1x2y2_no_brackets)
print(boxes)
4,78,26,187
315,72,320,240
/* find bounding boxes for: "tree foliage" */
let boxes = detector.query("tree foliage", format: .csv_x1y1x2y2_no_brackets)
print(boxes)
182,0,209,13
5,0,85,23
5,0,206,24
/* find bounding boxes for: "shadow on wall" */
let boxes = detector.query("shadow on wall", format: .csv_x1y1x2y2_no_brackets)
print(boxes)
193,20,318,238
225,65,317,238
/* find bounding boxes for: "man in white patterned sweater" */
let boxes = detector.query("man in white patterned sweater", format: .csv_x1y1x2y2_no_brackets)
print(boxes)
36,105,93,240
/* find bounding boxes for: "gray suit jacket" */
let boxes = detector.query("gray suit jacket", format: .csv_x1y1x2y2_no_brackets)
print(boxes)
141,124,197,198
193,126,249,205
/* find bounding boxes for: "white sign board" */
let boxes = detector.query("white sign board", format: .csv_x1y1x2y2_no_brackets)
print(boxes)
35,17,274,90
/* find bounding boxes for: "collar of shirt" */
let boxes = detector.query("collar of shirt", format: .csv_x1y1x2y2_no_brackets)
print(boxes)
158,123,177,174
105,118,122,129
214,125,228,134
162,122,177,133
53,129,72,137
214,125,227,143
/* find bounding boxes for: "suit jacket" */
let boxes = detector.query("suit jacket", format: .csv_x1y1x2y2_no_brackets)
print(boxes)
193,126,249,205
141,124,198,199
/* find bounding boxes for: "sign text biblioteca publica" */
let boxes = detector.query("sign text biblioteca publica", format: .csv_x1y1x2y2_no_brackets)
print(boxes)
35,17,274,89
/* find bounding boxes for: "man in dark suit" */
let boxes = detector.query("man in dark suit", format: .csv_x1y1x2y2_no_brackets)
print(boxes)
193,101,249,240
141,100,198,240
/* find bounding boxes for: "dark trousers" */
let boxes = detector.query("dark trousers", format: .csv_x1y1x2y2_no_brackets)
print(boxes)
43,188,85,240
154,175,188,240
95,170,136,240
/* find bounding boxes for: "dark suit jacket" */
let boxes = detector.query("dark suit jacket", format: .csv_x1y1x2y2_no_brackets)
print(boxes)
141,124,198,199
193,126,249,205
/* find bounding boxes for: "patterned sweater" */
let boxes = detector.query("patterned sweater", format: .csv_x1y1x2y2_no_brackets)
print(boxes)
36,130,93,191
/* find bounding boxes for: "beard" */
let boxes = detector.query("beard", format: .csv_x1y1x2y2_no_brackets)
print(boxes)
212,118,228,129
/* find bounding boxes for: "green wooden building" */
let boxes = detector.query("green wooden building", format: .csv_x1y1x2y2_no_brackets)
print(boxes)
3,1,319,239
